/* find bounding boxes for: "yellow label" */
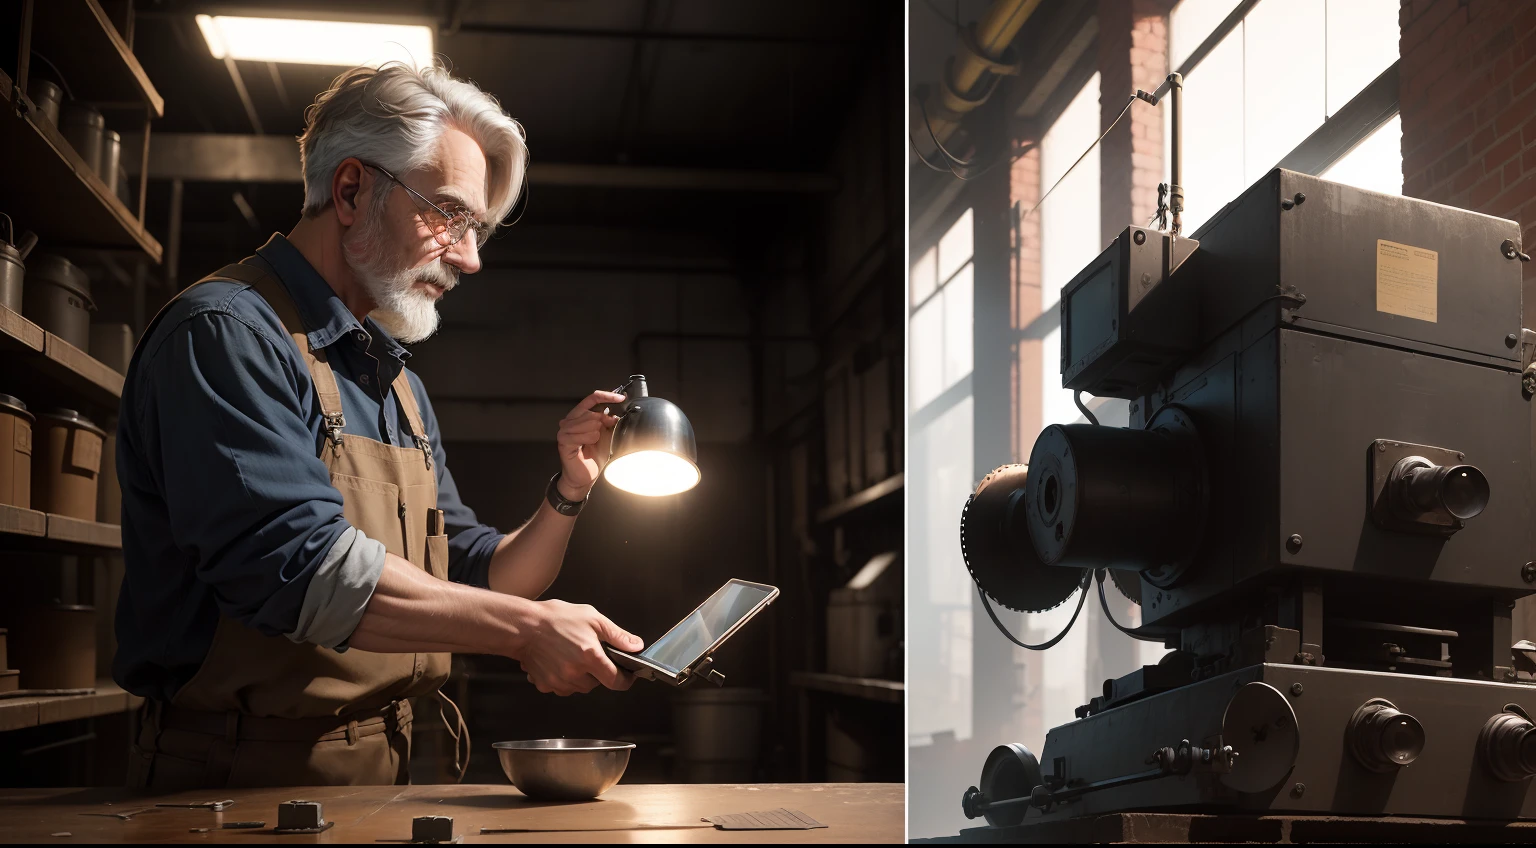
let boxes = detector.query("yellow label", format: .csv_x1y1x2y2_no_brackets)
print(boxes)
1376,239,1438,323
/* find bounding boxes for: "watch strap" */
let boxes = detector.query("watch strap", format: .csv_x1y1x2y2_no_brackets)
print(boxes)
546,472,584,516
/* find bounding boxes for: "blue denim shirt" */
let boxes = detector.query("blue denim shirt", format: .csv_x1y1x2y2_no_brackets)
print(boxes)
113,233,504,702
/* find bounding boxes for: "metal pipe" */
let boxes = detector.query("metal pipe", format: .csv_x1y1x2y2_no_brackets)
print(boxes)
923,0,1041,147
1168,73,1184,236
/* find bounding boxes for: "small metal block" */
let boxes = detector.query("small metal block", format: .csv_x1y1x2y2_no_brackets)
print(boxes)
1290,683,1304,696
1523,562,1536,584
412,815,455,843
1286,534,1303,553
276,800,324,831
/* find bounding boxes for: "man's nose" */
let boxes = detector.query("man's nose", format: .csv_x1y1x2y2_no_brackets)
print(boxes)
444,230,482,274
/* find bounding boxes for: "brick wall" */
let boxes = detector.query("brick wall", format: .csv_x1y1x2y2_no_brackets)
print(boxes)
1400,0,1536,306
1099,0,1171,246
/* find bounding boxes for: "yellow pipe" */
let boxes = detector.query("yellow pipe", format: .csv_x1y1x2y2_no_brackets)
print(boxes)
925,0,1042,148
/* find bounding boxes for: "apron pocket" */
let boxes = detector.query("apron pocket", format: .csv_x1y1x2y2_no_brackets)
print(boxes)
330,473,405,558
426,533,449,581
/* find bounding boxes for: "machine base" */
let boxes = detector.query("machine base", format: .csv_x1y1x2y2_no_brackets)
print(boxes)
920,812,1536,844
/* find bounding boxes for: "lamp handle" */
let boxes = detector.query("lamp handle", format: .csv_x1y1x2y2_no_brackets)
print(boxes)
589,374,649,415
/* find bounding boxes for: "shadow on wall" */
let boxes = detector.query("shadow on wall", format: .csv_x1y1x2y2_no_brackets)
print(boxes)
427,440,787,784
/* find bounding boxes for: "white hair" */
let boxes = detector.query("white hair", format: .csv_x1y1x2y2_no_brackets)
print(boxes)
299,61,528,226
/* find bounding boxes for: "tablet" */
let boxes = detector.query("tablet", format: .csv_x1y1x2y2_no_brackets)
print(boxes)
606,579,779,687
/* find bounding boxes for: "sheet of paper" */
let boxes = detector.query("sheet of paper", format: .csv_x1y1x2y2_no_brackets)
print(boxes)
703,808,827,830
1376,238,1438,323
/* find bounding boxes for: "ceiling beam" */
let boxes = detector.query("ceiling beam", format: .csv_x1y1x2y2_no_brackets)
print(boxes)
124,134,838,193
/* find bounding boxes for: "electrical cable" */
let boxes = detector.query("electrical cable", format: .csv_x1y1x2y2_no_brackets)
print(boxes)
912,94,1036,182
1020,94,1137,222
977,573,1091,652
1095,569,1175,643
1074,390,1099,426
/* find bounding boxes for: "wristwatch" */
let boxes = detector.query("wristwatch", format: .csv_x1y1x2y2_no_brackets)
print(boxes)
546,472,585,516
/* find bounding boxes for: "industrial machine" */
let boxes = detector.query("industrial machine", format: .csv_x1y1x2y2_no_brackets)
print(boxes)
956,163,1536,830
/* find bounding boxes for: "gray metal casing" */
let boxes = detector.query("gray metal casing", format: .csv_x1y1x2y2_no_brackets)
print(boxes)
1029,664,1536,820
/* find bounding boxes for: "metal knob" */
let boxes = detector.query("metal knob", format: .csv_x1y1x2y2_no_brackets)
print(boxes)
1348,698,1425,772
1479,709,1536,781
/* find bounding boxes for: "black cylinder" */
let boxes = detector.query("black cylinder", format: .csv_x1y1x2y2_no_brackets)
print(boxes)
1396,459,1489,521
1023,406,1207,583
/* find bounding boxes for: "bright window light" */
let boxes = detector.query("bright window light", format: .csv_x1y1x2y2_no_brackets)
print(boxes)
603,451,701,497
195,15,434,68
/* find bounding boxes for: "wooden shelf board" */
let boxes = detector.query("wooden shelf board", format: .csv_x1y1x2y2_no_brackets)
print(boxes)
789,671,904,704
0,306,124,416
31,0,165,116
0,70,163,262
0,679,139,733
816,473,903,524
45,514,121,550
0,507,121,553
0,503,46,537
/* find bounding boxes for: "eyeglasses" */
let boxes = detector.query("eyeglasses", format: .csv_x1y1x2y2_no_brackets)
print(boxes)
361,161,491,247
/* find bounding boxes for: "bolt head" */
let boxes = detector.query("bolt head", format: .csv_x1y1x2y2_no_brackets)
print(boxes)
1523,562,1536,584
1509,333,1521,348
1286,534,1304,553
1133,230,1147,245
1281,199,1295,210
1290,683,1304,696
1292,782,1306,797
1293,192,1306,205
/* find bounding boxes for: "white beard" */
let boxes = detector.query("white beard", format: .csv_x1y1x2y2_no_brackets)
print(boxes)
343,213,458,344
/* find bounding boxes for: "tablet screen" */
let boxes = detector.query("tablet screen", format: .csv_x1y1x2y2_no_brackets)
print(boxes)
640,580,775,673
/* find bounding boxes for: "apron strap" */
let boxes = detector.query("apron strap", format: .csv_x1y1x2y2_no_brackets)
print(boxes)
239,271,348,435
391,368,433,469
433,689,470,783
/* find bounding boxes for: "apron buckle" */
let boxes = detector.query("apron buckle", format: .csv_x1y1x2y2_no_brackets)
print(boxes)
324,412,346,452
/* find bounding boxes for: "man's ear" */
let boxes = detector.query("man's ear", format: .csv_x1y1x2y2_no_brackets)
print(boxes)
333,159,366,226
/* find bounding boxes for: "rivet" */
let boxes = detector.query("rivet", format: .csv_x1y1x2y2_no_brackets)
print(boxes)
1290,683,1304,696
1293,192,1306,205
1292,782,1306,797
1133,230,1147,245
1508,333,1520,348
1522,562,1536,584
1376,442,1387,452
1286,534,1303,553
1281,199,1295,210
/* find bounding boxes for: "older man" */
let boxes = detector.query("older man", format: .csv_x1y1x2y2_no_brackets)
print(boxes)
114,63,641,789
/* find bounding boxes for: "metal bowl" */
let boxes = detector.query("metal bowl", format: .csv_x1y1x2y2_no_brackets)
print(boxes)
493,739,635,801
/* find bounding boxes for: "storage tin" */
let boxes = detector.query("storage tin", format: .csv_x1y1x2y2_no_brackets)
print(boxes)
0,394,32,509
59,104,104,175
26,79,61,128
23,255,93,350
31,409,104,520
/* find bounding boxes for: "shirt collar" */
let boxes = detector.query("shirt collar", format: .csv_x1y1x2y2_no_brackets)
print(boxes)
252,233,411,362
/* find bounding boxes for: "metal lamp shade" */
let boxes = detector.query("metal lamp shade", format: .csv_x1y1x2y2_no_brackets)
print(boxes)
603,396,700,496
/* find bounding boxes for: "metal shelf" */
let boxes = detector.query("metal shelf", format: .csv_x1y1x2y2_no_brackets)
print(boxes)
816,473,903,525
0,678,141,733
789,671,904,704
0,504,121,553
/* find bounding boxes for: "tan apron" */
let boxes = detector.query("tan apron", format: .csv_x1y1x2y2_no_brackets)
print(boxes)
128,262,466,789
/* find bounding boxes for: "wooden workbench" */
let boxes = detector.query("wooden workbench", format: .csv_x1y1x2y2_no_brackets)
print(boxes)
0,782,903,843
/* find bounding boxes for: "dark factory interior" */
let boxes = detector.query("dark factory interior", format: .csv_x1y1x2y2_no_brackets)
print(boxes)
0,0,904,792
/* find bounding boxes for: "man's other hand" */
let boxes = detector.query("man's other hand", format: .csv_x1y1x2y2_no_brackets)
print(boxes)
518,599,644,695
555,390,625,501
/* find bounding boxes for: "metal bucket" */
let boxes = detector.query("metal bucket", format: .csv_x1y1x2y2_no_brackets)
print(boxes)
27,79,60,128
0,242,22,314
23,255,93,350
0,394,33,509
31,409,104,521
101,130,121,196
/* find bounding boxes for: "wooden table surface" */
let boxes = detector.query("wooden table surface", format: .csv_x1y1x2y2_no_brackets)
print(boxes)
0,783,904,844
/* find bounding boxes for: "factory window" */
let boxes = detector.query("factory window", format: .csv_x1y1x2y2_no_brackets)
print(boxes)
909,209,974,411
908,208,977,744
1168,0,1402,231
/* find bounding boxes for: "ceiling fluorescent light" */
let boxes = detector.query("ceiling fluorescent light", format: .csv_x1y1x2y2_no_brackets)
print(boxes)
195,14,434,69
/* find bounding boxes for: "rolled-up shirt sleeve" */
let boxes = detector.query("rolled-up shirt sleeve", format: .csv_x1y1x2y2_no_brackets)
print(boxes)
136,309,374,642
404,370,504,588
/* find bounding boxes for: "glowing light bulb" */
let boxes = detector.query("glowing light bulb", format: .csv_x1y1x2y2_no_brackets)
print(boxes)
603,451,700,496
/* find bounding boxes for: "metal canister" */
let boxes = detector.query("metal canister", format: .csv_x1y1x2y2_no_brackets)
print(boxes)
31,408,104,521
22,255,93,350
101,130,121,196
26,79,61,128
59,103,104,176
0,240,22,314
0,394,33,509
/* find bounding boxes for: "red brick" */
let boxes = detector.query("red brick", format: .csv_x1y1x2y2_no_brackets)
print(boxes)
1403,0,1462,54
1469,172,1505,208
1498,86,1536,136
1487,171,1536,216
1506,158,1523,187
1452,160,1486,194
1470,123,1499,155
1483,131,1524,172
